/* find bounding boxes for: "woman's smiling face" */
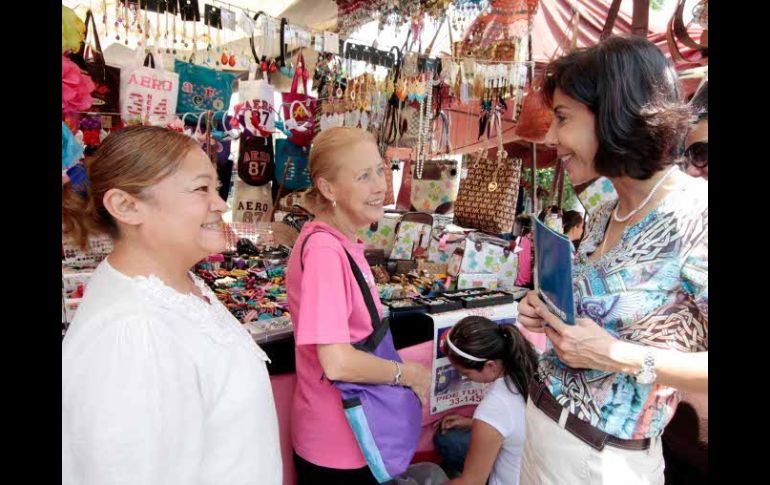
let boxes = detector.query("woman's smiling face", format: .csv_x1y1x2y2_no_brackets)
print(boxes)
544,88,601,185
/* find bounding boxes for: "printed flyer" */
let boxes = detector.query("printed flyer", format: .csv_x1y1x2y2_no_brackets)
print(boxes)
430,303,518,414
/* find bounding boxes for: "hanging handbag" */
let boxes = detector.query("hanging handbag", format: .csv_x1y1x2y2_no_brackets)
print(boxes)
514,83,553,144
515,7,581,142
433,110,453,154
299,231,422,483
454,112,523,234
356,212,403,255
69,10,121,113
666,0,708,65
398,103,422,149
274,138,311,191
390,212,434,260
174,59,235,113
410,159,461,214
281,51,317,147
241,20,276,136
395,158,414,212
385,146,412,207
237,135,275,186
120,51,179,126
239,65,276,137
232,179,273,224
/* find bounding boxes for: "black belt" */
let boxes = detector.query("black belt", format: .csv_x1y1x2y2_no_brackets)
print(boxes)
530,379,651,451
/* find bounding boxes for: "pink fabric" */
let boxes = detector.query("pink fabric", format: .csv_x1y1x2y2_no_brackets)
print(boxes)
460,0,704,65
286,221,382,469
515,235,533,287
518,324,547,354
62,55,95,113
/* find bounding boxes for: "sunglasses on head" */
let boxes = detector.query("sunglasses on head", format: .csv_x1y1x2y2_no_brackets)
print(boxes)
684,141,708,169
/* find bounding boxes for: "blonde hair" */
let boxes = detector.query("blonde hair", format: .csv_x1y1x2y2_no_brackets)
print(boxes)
306,127,377,211
62,125,200,249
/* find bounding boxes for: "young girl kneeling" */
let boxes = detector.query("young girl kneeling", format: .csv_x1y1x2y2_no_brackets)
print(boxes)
436,316,538,485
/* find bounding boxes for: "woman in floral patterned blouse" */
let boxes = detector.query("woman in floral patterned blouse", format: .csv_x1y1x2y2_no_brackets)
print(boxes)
517,36,707,485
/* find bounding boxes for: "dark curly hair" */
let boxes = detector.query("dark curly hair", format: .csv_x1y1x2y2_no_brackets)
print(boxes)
543,35,691,180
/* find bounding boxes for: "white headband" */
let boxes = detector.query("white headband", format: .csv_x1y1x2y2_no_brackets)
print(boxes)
445,328,487,362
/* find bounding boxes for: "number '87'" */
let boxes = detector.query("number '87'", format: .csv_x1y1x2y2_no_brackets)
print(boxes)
248,161,268,177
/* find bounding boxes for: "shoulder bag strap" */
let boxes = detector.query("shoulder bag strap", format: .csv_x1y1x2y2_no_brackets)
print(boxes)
250,11,266,63
600,0,623,41
601,0,649,40
299,231,386,352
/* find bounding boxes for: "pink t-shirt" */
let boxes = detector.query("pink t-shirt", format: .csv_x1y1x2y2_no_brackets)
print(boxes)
286,221,383,469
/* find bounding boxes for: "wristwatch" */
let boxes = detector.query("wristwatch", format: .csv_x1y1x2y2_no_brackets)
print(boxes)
634,351,657,384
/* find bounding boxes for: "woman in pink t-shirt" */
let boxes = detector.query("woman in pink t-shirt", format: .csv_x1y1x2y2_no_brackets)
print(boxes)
285,127,431,484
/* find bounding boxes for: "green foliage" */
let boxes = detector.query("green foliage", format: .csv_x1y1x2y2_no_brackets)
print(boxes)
521,167,578,211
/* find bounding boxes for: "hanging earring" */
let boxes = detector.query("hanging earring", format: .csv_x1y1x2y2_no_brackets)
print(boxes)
114,0,121,41
221,50,229,65
331,199,337,208
164,9,170,53
229,54,236,67
124,1,130,45
172,8,178,54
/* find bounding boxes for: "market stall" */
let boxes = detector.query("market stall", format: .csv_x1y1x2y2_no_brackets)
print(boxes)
62,1,707,483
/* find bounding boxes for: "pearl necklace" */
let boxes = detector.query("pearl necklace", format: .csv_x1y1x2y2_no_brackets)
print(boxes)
612,166,676,223
416,78,433,180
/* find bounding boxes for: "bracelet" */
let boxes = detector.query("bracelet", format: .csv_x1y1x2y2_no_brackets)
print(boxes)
391,360,403,386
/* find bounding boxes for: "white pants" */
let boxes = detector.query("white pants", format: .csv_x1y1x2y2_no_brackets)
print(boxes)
520,398,664,485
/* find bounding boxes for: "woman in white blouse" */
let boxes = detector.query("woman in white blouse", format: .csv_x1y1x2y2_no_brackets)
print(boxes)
61,126,282,485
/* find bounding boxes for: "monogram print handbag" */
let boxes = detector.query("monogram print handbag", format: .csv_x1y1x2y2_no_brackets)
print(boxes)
454,112,523,234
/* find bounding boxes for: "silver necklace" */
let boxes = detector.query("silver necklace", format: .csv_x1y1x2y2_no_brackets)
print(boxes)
612,166,676,223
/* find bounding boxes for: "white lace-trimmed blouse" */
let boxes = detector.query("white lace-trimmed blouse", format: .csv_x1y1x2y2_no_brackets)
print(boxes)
62,260,282,485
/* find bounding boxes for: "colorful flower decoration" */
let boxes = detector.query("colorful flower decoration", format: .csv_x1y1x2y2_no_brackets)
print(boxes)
62,6,85,54
62,55,95,113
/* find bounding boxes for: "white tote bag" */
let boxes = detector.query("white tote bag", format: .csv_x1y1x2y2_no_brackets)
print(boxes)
232,179,274,224
120,49,179,126
238,65,275,137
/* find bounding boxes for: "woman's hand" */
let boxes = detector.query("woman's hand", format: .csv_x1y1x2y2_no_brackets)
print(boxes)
518,291,547,333
438,414,472,433
402,361,431,406
530,294,623,372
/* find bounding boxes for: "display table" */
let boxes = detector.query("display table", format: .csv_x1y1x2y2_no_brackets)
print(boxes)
264,303,547,485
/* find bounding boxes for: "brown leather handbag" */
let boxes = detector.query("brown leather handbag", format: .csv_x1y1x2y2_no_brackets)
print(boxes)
515,6,580,143
454,112,523,234
666,0,708,65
